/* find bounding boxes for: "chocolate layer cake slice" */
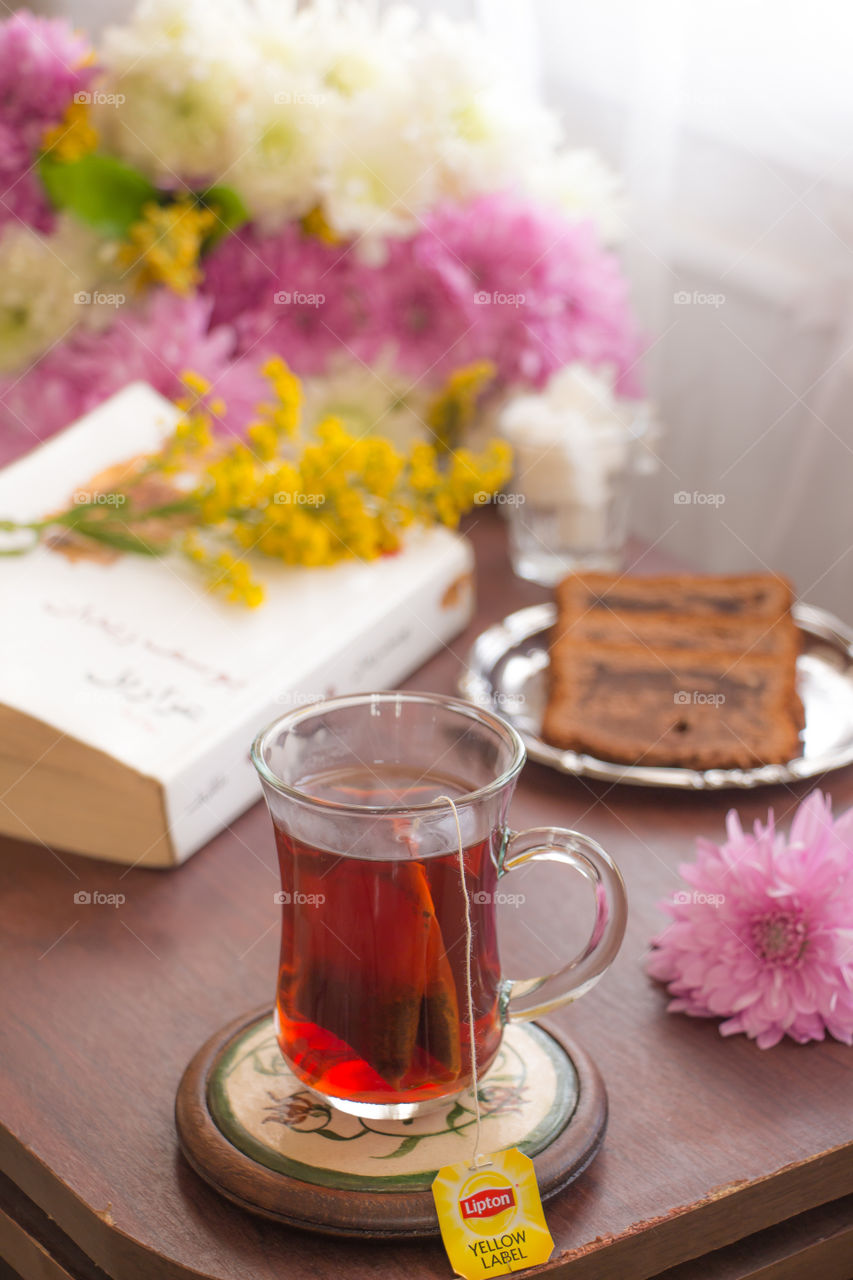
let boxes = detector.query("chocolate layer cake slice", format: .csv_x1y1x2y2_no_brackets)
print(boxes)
542,644,804,770
555,571,794,623
551,609,800,661
543,570,804,770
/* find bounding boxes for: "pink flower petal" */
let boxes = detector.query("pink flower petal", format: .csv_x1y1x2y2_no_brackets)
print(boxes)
646,790,853,1049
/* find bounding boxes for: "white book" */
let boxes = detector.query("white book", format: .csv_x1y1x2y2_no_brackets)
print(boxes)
0,384,474,867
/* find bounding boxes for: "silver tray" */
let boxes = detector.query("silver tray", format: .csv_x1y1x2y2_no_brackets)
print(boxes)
459,602,853,790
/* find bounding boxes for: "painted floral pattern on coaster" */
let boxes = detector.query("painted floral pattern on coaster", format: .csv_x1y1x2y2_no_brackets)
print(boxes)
207,1018,577,1191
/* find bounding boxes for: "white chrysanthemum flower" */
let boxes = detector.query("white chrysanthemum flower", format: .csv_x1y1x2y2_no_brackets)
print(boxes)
527,149,626,246
290,0,418,99
226,61,331,229
95,0,255,185
318,11,569,244
0,218,111,375
414,18,560,199
321,83,445,243
288,5,431,242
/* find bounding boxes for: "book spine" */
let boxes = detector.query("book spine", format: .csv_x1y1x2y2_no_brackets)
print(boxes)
159,537,475,866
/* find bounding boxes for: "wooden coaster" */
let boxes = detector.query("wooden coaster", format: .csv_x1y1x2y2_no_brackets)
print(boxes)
175,1007,607,1238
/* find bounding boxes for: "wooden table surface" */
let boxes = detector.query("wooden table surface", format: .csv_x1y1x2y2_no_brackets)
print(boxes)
1,509,852,1280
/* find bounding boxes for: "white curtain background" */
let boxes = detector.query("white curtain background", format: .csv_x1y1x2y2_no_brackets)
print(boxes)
525,0,853,622
27,0,853,618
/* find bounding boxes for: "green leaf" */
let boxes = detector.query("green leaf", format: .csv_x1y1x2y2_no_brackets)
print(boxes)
312,1129,365,1142
372,1134,424,1160
198,184,250,247
38,153,157,239
445,1100,468,1130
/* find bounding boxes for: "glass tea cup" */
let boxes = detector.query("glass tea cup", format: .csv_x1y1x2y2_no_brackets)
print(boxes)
251,691,627,1120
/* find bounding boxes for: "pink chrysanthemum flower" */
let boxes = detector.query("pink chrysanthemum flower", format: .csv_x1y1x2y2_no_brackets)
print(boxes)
417,191,643,393
201,197,644,396
0,291,264,464
0,13,97,232
201,224,385,374
376,233,476,378
647,791,853,1048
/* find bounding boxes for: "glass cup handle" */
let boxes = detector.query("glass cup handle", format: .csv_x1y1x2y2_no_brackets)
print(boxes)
499,827,628,1022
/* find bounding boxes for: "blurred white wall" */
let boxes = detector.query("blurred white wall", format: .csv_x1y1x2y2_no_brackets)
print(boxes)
529,0,853,619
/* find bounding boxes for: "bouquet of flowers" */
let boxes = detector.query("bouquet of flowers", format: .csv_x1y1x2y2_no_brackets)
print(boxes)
0,0,642,471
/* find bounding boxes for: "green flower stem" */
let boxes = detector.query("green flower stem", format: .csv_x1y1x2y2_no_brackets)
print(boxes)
65,523,162,555
0,518,54,532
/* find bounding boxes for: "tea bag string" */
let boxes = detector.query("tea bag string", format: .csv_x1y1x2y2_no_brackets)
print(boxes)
436,796,492,1172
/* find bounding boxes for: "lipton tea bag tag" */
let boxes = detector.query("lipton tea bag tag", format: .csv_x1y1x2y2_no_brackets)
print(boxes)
431,799,554,1278
432,1149,554,1279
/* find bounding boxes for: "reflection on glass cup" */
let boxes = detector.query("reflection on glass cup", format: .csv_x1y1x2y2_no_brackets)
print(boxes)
252,692,628,1120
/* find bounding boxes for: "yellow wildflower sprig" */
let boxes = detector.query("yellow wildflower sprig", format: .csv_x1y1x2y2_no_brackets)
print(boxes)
299,204,340,245
0,361,512,607
121,197,217,295
41,100,99,163
426,360,496,452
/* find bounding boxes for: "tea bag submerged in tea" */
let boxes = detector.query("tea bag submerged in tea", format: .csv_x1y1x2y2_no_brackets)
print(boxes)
367,861,461,1088
282,852,462,1092
421,890,462,1078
